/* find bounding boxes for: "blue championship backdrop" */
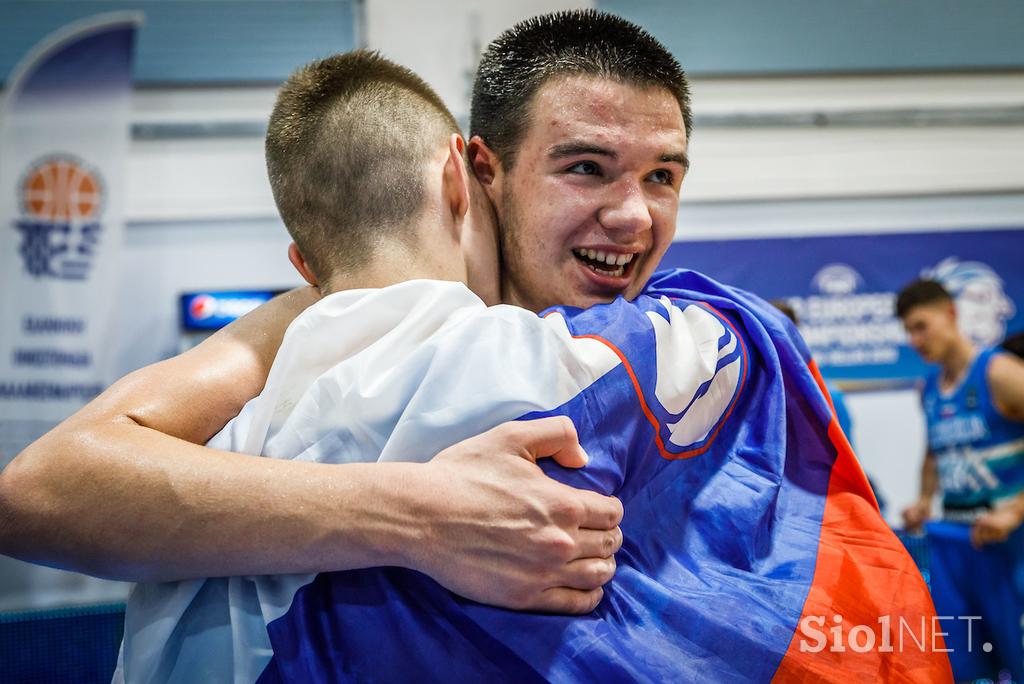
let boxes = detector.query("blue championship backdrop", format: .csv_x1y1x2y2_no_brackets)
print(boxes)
659,229,1023,383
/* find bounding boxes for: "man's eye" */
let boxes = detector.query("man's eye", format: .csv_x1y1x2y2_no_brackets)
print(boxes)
566,161,600,175
648,169,674,185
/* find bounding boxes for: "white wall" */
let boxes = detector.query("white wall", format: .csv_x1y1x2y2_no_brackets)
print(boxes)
846,389,928,526
120,72,1024,224
112,219,301,375
682,73,1024,202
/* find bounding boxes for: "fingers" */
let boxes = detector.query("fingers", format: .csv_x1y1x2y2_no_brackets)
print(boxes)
558,556,617,591
534,586,605,615
901,503,928,532
971,523,987,548
971,519,1010,548
972,521,995,547
900,508,914,527
574,526,623,559
573,489,624,530
498,416,589,469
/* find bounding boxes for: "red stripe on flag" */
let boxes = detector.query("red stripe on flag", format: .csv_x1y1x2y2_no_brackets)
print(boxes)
771,360,952,683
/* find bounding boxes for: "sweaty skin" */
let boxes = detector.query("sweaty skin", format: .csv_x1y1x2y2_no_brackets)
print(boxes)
469,75,687,313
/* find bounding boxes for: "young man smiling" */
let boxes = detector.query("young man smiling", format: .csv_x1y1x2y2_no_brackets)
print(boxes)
468,13,690,311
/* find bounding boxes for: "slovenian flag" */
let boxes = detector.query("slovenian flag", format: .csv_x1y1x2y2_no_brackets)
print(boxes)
248,269,949,683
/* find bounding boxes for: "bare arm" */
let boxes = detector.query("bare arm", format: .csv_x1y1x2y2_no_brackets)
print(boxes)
0,288,621,612
989,352,1024,422
902,451,937,530
970,352,1024,546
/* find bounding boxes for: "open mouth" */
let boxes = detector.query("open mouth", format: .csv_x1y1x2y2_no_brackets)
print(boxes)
572,248,637,279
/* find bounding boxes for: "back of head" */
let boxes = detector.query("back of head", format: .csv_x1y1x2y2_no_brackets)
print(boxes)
895,278,953,319
266,50,460,282
470,9,691,168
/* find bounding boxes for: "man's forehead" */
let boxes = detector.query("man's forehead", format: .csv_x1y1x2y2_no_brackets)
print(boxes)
909,302,952,319
526,74,686,149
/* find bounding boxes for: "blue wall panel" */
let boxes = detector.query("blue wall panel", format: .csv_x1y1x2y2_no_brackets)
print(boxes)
599,0,1024,75
0,1,357,85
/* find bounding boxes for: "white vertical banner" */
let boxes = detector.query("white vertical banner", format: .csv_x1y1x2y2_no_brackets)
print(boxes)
0,13,141,467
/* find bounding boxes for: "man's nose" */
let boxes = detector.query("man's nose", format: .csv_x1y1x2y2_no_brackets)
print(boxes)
598,179,653,236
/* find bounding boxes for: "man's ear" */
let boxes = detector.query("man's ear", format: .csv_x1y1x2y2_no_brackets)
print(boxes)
442,133,471,226
467,135,500,187
287,242,318,287
945,299,958,322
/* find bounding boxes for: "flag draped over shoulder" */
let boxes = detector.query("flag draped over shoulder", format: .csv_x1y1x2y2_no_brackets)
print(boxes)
120,270,950,683
253,270,948,683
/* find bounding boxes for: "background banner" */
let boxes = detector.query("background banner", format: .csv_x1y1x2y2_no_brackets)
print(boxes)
0,13,140,466
661,229,1023,385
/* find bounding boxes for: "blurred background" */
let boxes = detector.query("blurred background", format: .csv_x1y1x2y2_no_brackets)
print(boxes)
0,0,1021,679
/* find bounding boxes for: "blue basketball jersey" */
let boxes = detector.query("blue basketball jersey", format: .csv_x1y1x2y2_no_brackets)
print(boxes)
923,347,1024,510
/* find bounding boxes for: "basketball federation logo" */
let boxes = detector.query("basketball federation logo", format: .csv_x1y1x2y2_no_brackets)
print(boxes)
925,257,1016,347
14,155,104,280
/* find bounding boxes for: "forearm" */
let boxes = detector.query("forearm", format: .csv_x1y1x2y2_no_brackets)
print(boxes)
0,418,424,581
919,454,938,501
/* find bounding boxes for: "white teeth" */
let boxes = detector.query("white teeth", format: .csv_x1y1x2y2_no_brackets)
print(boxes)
573,249,636,268
589,263,625,277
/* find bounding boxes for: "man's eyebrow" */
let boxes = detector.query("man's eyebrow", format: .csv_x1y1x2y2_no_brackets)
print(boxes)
548,142,617,159
661,152,690,171
548,142,690,171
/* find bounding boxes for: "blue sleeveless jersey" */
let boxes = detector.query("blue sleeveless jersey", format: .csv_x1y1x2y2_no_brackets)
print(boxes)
923,347,1024,510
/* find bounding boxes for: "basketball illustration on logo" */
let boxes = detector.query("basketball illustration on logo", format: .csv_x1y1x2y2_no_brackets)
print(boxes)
21,157,103,222
14,155,105,280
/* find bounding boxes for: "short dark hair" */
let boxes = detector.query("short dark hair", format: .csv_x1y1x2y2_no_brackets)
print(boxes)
266,50,460,280
770,300,799,326
470,10,692,168
895,279,953,319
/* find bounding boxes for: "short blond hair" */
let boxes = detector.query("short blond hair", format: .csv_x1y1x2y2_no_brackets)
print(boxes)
266,50,460,280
